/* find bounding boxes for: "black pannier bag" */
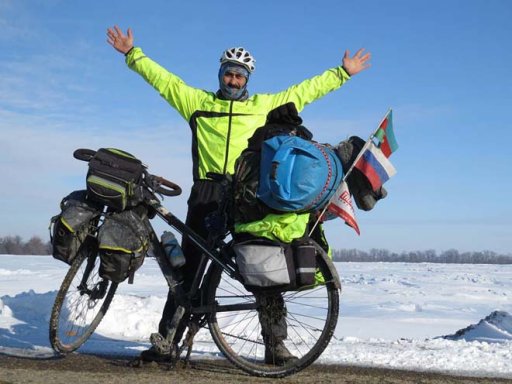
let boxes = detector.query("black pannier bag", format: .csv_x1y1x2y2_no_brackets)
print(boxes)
86,148,145,211
50,190,103,265
233,236,317,292
98,208,150,283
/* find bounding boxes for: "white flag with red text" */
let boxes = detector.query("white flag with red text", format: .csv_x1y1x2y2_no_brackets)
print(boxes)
325,181,360,235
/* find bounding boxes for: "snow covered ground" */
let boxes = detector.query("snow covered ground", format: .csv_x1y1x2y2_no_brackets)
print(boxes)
0,255,511,378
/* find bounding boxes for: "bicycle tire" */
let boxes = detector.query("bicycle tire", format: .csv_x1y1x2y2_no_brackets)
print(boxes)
49,241,118,353
205,244,340,378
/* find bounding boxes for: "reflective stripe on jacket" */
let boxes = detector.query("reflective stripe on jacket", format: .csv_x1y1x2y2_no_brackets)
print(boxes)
126,47,350,180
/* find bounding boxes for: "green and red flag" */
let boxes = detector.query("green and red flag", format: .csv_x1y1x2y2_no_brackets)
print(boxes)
374,110,398,158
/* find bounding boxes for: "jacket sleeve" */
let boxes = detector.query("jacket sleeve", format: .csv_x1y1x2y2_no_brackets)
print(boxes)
267,66,351,112
125,47,206,121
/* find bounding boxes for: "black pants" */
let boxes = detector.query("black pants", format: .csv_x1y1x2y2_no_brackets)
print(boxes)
156,179,330,344
158,180,223,341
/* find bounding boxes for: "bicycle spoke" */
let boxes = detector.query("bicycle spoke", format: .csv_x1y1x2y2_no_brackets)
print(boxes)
206,248,339,378
50,248,118,353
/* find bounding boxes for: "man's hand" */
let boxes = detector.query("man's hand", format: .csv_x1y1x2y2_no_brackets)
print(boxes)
107,26,134,55
342,49,371,76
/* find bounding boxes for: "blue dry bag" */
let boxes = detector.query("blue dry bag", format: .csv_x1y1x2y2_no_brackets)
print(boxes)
257,135,343,212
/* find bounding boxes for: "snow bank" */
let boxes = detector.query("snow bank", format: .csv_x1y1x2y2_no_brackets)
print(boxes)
0,256,511,378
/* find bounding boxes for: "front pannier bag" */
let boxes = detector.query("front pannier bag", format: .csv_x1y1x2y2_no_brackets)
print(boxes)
98,209,150,283
50,190,102,265
86,148,145,211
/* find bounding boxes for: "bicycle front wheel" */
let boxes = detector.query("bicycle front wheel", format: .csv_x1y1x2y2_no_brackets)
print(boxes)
49,241,118,353
205,245,340,378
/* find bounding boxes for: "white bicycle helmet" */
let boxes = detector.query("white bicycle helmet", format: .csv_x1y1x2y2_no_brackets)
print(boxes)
220,47,256,73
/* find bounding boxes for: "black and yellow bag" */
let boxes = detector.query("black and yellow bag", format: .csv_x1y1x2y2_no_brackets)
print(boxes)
50,190,102,265
86,148,145,211
98,208,150,283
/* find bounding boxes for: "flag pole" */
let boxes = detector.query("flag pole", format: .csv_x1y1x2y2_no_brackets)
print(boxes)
308,108,392,236
341,108,392,181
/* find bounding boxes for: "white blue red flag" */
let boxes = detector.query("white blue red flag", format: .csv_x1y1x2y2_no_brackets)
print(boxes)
355,141,397,191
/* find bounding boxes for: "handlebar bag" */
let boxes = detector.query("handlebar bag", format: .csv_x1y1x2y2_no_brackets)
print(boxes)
257,136,343,213
98,208,150,283
50,190,102,265
86,148,145,211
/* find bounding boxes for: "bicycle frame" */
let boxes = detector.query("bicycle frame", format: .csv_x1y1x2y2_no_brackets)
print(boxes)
147,196,240,281
143,195,259,352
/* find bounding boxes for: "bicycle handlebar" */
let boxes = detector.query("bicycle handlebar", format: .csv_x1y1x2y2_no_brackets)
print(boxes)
73,148,96,162
150,175,182,197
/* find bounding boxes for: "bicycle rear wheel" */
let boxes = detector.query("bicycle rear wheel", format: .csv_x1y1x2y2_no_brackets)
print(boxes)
49,240,118,353
205,245,340,378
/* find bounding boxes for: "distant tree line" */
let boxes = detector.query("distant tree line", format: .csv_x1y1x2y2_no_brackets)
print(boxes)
332,248,512,264
1,236,511,265
0,236,51,255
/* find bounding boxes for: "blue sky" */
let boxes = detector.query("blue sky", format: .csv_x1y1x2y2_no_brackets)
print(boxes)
1,0,511,254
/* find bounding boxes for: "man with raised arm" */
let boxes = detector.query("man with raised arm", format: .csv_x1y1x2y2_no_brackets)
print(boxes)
107,25,371,364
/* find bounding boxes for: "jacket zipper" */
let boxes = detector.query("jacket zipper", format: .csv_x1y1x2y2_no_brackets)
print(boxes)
222,100,234,174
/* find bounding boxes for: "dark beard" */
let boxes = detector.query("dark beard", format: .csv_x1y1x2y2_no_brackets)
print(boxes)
216,88,249,101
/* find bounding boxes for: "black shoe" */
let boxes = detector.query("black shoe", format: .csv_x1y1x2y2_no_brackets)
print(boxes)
264,342,299,365
139,346,172,363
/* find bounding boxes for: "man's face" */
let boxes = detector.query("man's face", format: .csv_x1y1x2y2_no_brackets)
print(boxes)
222,70,247,89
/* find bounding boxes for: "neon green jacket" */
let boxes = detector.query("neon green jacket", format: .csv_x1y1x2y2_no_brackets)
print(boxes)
126,47,351,181
235,212,311,243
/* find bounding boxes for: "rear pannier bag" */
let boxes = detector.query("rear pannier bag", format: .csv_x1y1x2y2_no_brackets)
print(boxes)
233,238,318,292
86,148,145,211
233,238,296,291
98,209,150,283
50,190,102,265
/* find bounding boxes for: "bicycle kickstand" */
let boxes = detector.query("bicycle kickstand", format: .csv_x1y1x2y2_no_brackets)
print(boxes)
179,321,200,366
